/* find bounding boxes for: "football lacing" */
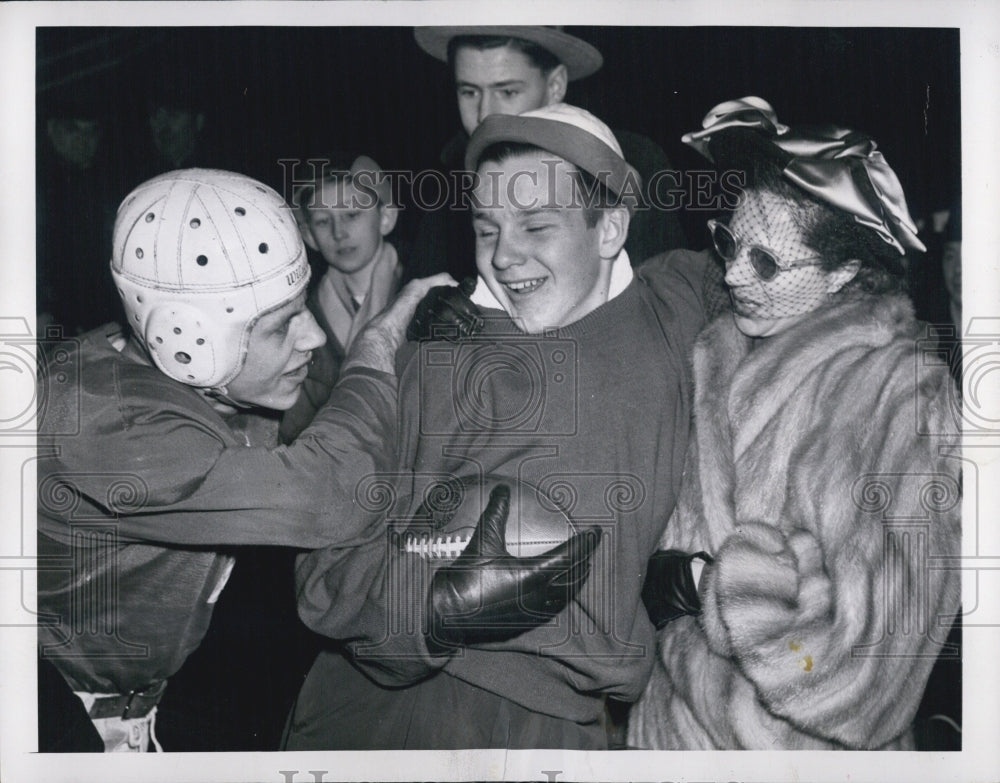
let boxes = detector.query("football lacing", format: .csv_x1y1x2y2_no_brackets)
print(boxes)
403,532,471,559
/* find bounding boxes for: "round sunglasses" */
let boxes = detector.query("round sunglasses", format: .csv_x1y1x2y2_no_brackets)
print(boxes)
707,219,824,281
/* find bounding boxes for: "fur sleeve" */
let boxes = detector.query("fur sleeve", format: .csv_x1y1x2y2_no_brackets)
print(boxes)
708,340,961,748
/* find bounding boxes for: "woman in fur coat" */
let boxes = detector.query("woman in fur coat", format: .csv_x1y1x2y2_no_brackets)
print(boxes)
628,98,961,750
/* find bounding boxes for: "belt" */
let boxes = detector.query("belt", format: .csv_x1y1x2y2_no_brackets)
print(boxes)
87,681,167,720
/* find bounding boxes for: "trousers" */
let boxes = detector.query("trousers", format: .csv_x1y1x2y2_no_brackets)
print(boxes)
283,650,607,750
74,692,163,752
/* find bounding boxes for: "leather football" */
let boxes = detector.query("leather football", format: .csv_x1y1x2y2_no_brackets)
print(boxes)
400,475,575,561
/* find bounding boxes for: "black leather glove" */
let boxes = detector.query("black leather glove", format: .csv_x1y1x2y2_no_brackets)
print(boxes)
641,549,714,630
426,485,601,656
406,276,483,342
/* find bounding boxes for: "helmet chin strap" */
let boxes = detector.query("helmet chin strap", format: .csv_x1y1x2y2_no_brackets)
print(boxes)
201,385,253,414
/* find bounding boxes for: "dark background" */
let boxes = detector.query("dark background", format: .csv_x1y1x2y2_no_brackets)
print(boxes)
38,26,961,203
36,26,962,750
36,26,961,334
37,27,959,193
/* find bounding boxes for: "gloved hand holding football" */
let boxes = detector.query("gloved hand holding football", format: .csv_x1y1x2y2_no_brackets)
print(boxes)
423,483,601,655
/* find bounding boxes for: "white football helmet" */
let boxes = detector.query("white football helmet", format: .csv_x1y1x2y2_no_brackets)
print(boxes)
111,169,310,388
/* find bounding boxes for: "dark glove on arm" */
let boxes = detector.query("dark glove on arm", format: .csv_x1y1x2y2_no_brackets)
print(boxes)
642,549,714,630
406,276,483,342
426,485,601,656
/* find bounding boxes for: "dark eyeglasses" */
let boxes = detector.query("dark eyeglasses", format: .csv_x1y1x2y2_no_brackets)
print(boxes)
707,219,823,282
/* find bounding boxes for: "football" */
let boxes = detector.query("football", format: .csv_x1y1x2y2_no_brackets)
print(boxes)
400,475,575,561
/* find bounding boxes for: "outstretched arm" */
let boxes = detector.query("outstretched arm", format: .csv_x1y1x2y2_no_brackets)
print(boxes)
39,275,458,552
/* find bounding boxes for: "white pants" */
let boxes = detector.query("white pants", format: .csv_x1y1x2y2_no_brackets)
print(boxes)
73,692,163,752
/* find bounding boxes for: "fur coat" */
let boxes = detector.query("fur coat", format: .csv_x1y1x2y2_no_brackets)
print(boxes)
628,293,961,750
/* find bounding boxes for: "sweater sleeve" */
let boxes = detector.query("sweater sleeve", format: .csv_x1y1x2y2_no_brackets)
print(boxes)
294,527,451,686
704,345,962,748
40,366,398,550
637,249,723,345
615,130,687,262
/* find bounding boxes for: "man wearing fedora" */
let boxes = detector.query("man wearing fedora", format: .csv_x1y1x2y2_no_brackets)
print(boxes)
407,26,687,281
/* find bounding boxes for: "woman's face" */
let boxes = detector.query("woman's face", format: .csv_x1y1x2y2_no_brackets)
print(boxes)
722,189,856,337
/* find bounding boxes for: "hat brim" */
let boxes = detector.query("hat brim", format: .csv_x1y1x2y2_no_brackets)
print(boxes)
414,26,603,81
465,113,640,204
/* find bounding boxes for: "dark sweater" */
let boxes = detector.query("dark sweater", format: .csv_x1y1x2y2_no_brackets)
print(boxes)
294,253,709,731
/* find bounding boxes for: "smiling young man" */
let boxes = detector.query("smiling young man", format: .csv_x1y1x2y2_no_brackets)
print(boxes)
36,168,563,752
468,143,626,332
408,26,687,282
284,104,712,750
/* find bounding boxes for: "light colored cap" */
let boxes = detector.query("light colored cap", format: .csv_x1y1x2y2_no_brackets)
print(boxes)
465,102,640,204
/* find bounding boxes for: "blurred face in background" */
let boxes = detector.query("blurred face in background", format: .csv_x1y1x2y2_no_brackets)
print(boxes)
453,44,567,136
301,178,397,286
47,118,102,170
149,104,205,167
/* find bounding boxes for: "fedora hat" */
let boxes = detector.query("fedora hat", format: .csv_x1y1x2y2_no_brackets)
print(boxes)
414,26,603,80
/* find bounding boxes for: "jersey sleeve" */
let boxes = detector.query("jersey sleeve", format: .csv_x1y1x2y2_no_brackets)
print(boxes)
39,366,399,550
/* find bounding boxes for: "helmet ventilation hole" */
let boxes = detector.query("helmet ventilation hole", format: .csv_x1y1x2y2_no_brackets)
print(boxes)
155,336,163,344
173,327,182,334
135,248,144,259
136,295,143,303
197,255,208,266
235,207,246,216
258,243,268,254
196,338,205,345
190,218,201,228
175,352,192,364
226,306,234,313
145,213,155,223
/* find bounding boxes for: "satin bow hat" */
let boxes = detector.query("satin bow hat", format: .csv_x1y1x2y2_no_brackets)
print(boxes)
683,96,926,255
465,102,641,208
414,26,603,81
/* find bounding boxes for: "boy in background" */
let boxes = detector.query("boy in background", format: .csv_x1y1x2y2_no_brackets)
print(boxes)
281,152,403,441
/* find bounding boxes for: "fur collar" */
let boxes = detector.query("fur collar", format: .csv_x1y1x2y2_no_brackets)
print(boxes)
691,292,915,550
